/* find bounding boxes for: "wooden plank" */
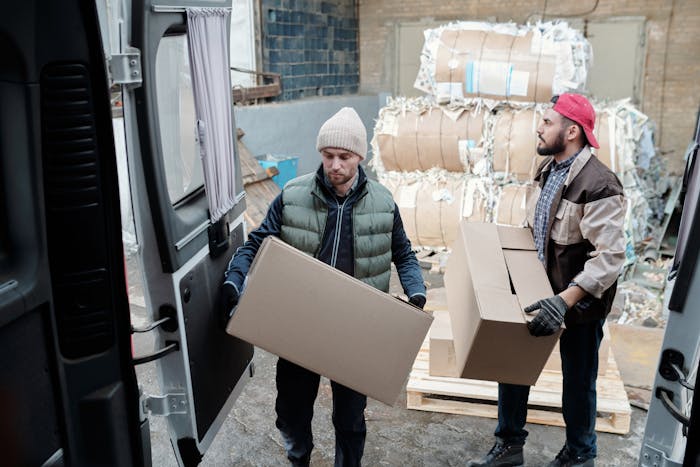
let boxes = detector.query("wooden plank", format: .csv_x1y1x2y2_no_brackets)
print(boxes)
406,340,632,434
232,83,281,103
243,179,280,231
407,393,631,435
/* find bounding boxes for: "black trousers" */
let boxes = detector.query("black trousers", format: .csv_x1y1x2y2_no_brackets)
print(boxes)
275,358,367,467
496,319,604,459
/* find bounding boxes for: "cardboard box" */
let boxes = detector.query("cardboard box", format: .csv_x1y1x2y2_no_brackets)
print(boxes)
429,310,460,377
444,222,560,386
226,236,433,405
429,308,610,379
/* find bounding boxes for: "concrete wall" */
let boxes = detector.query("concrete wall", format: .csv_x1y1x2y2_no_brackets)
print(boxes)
358,1,700,174
233,94,386,176
262,0,359,100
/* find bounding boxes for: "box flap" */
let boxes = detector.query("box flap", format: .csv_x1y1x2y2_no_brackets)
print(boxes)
460,222,511,293
503,249,553,312
474,287,523,323
497,225,536,250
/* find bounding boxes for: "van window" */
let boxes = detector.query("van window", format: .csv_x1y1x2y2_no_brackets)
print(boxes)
155,34,204,204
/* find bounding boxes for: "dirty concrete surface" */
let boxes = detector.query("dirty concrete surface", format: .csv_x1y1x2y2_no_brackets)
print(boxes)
129,259,646,466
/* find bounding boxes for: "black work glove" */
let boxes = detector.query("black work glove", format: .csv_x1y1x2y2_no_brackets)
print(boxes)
220,283,239,329
524,295,568,337
408,294,426,310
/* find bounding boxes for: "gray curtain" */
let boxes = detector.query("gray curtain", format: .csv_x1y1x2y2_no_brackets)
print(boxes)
186,7,237,222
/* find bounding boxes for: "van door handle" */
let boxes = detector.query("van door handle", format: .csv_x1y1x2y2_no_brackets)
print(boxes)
132,341,179,365
656,387,690,432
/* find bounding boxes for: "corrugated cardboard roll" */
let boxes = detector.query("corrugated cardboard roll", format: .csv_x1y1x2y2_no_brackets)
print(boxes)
593,112,617,173
434,29,556,103
383,174,487,249
375,107,485,173
492,108,541,181
495,184,529,227
492,107,615,181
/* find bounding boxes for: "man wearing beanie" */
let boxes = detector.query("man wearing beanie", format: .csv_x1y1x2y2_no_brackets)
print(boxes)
468,94,625,467
221,106,426,466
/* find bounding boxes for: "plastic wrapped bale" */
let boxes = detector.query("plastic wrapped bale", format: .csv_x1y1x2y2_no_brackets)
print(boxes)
414,21,592,103
592,101,644,177
491,106,543,182
494,183,533,227
380,170,491,249
489,101,616,182
371,97,487,174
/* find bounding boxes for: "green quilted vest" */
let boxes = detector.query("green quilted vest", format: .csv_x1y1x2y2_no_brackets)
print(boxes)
279,173,395,292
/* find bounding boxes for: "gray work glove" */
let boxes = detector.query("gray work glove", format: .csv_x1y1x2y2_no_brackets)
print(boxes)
524,295,568,337
220,283,239,329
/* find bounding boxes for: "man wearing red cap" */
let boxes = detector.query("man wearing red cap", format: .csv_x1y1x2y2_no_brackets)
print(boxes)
468,94,626,467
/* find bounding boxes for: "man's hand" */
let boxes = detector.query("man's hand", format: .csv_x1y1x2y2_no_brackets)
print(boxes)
408,294,426,310
220,283,239,329
524,295,568,337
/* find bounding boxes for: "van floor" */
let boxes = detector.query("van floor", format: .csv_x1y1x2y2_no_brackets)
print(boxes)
129,258,644,466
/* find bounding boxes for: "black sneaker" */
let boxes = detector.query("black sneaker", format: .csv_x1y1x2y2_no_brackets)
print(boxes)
467,440,524,467
547,445,595,466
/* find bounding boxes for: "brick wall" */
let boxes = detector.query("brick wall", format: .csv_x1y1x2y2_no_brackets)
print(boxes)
262,0,358,100
358,0,700,173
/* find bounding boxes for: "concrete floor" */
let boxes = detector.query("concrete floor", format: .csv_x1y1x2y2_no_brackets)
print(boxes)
129,260,646,466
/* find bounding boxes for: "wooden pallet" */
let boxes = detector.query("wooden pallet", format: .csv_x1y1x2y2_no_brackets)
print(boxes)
406,340,632,434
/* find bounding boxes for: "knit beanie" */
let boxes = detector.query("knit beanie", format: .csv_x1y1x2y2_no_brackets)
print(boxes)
316,107,367,159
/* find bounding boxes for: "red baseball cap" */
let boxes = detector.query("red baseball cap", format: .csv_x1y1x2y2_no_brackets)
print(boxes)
552,93,600,149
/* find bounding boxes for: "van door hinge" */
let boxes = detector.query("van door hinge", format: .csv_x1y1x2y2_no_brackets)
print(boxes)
639,444,682,467
108,47,142,88
143,393,188,416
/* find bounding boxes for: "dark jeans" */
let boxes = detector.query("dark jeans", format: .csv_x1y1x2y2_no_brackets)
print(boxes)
495,319,604,459
275,358,367,467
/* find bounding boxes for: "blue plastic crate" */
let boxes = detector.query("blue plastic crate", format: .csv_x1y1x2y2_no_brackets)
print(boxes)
256,154,299,189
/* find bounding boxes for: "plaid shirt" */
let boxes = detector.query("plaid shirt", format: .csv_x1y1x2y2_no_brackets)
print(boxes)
533,149,593,310
533,150,580,263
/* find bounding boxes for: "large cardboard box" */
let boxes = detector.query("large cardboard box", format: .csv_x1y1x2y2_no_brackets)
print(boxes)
444,222,560,386
226,236,433,405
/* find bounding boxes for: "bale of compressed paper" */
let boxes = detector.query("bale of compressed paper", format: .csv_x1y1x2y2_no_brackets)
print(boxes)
414,21,592,103
371,98,487,173
380,169,492,249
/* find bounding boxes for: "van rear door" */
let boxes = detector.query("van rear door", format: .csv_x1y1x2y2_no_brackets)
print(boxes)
640,110,700,466
1,1,146,465
118,0,254,464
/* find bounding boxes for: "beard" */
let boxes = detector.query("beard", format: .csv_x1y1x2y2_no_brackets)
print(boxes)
326,170,356,187
536,130,566,156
